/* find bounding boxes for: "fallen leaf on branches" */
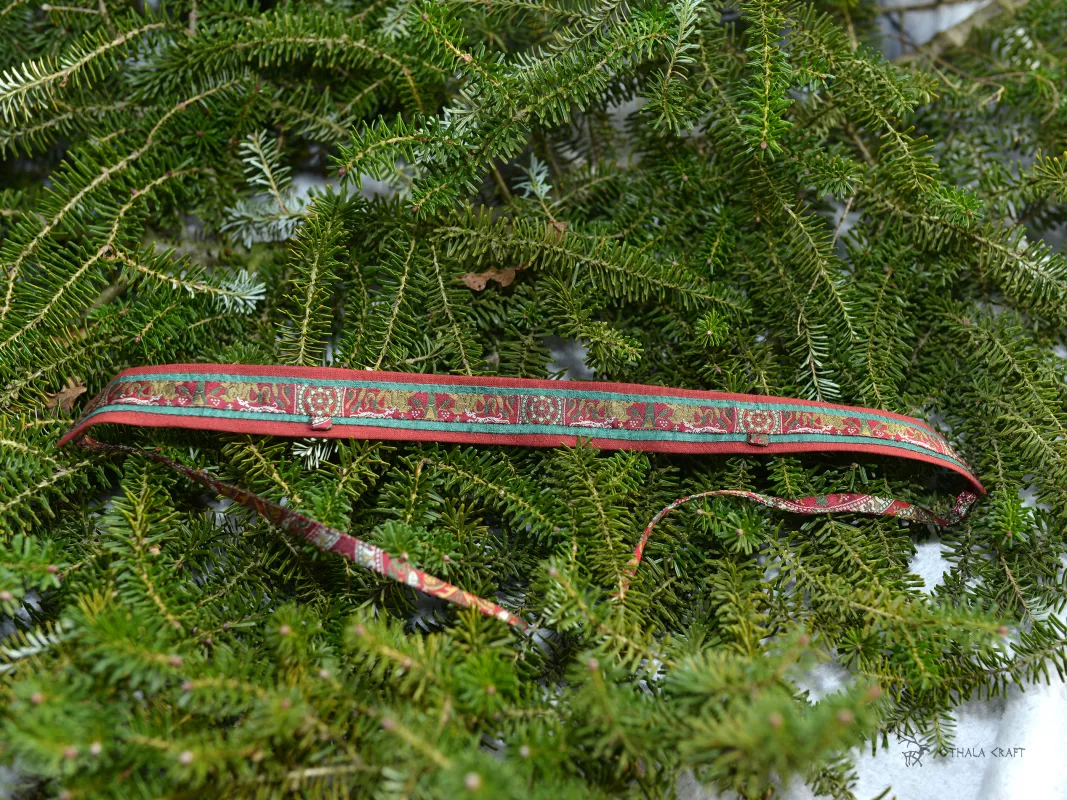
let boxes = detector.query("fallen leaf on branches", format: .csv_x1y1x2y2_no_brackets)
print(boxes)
45,377,87,413
461,265,524,291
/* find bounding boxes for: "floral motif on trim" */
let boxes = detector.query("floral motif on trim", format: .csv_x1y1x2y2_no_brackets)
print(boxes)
299,385,341,418
739,408,782,436
519,394,565,426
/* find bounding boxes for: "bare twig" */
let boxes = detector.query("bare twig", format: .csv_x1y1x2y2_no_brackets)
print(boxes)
831,196,855,247
894,0,1030,64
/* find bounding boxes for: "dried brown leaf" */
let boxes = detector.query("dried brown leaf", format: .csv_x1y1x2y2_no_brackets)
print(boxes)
461,265,521,291
45,377,87,413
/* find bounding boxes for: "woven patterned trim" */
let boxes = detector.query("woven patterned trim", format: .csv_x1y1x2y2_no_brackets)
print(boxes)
60,365,986,631
60,364,982,492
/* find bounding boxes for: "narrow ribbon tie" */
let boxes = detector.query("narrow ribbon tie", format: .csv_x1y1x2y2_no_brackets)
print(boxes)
615,488,978,601
72,435,532,631
60,364,985,630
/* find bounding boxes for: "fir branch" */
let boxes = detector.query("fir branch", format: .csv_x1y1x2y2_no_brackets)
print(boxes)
277,196,347,367
429,244,475,375
738,0,792,156
0,1,1063,795
436,209,746,313
0,76,244,323
110,248,265,314
0,167,203,349
0,20,167,122
372,235,417,371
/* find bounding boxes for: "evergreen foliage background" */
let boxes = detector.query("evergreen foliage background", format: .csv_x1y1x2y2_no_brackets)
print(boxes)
0,0,1065,796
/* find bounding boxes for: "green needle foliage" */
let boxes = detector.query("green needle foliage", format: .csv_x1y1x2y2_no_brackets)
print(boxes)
0,0,1065,797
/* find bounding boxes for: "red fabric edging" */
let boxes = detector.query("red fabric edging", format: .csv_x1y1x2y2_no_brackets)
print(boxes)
60,406,982,493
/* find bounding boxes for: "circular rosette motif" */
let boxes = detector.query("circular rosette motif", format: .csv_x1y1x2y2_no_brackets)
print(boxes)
740,408,780,435
300,385,341,418
520,394,564,426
